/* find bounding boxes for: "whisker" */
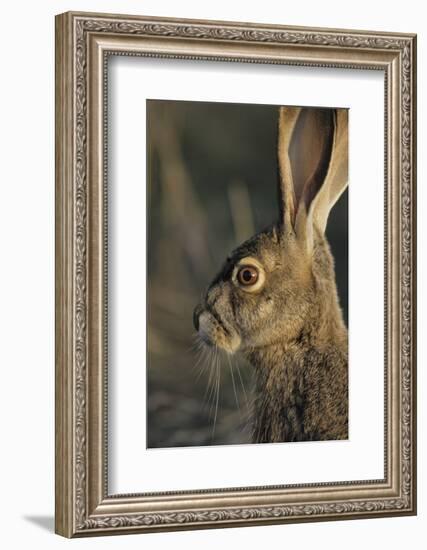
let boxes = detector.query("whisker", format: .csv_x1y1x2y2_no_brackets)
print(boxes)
211,352,221,441
205,346,220,419
193,343,210,380
208,348,219,417
203,346,217,407
189,332,205,353
190,335,209,378
226,352,240,414
233,356,249,410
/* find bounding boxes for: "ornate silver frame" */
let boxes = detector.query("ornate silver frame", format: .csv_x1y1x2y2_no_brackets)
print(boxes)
55,11,417,537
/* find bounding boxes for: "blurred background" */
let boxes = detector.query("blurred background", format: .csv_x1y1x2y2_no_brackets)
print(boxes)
147,99,348,448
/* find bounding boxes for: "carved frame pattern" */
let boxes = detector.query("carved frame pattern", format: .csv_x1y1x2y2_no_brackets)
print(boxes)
55,11,416,537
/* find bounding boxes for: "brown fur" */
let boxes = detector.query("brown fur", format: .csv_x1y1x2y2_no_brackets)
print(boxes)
249,232,348,442
194,107,349,443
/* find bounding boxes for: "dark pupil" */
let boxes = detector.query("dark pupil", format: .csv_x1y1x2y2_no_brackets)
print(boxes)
242,269,253,282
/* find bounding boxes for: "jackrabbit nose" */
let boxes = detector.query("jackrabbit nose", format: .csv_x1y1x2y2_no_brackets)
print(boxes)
193,304,203,331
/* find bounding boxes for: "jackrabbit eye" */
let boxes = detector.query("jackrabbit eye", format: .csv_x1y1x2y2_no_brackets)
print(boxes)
237,266,259,286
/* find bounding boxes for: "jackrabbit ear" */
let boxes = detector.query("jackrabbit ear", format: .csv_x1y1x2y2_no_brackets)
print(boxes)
277,107,348,242
309,109,348,234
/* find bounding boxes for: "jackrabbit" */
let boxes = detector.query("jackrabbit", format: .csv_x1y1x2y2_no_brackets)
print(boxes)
193,106,348,443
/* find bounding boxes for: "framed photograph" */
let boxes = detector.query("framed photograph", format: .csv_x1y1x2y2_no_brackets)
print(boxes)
55,11,417,537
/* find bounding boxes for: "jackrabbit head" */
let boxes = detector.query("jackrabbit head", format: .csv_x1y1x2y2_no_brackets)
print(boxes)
193,106,348,354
